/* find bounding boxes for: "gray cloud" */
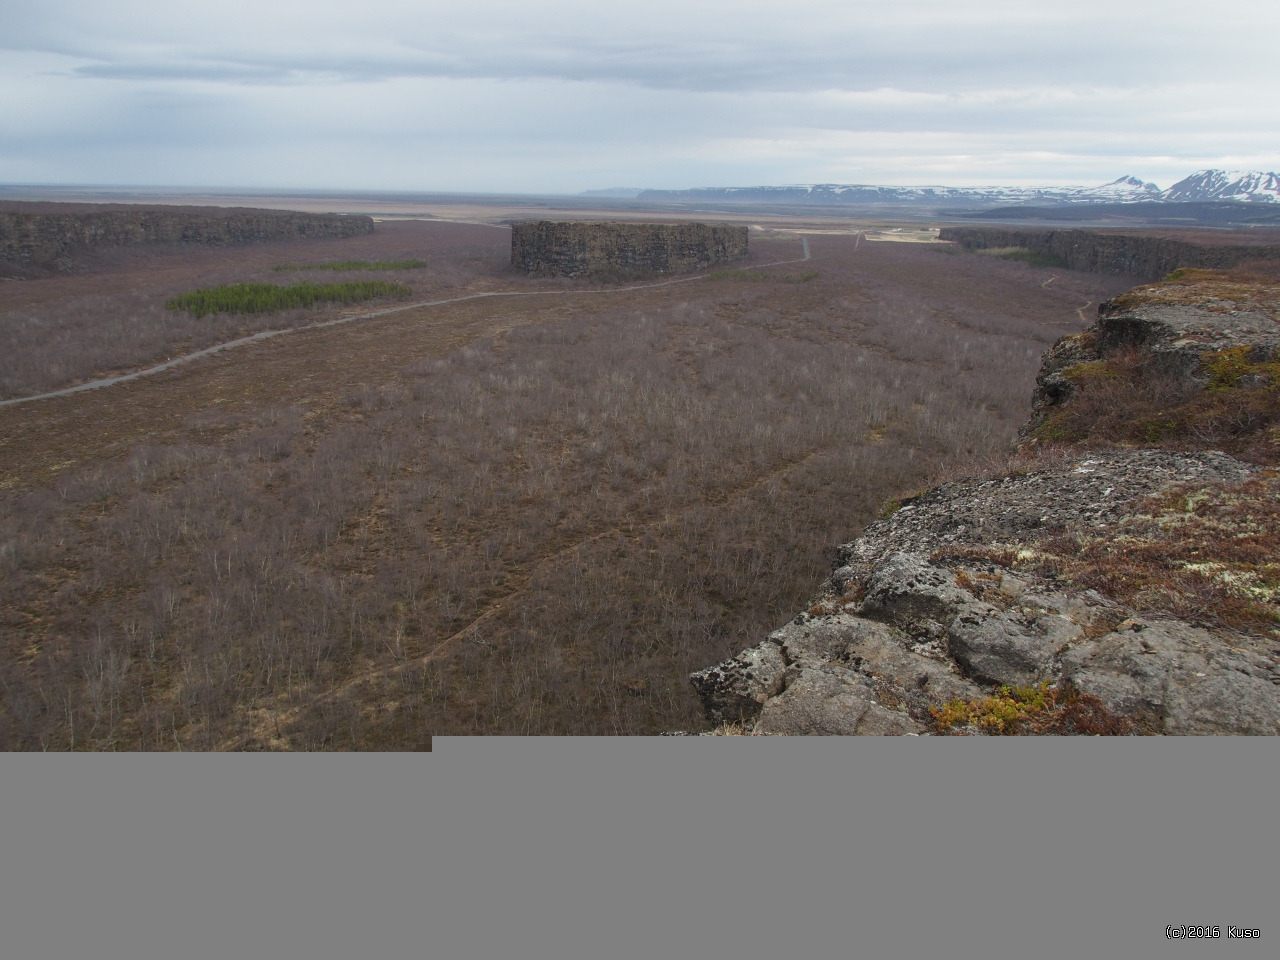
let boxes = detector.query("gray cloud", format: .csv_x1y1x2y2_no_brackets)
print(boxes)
42,28,1266,96
14,1,1277,93
2,1,1278,192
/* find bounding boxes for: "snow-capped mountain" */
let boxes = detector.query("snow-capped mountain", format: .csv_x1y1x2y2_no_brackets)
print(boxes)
1160,170,1280,203
636,175,1166,207
1072,175,1164,202
632,171,1280,207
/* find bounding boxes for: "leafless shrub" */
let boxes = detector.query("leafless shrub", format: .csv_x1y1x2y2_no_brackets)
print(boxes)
0,233,1137,747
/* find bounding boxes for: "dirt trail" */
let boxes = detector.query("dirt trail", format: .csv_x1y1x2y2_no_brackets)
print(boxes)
0,239,813,493
1,239,813,411
0,295,540,490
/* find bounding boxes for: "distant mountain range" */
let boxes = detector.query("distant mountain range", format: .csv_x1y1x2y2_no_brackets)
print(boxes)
1158,169,1280,203
610,170,1280,207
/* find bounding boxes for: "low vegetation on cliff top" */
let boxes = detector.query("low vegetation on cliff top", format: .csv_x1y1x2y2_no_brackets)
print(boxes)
933,470,1280,638
1028,266,1280,466
1030,346,1280,465
975,265,1280,642
1107,267,1280,316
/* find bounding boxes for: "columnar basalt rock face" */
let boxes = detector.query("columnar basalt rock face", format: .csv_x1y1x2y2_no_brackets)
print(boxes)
938,227,1280,278
0,207,375,271
511,220,748,278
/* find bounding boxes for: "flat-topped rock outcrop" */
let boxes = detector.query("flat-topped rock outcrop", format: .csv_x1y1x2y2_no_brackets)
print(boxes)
0,205,374,272
511,220,747,278
939,227,1280,278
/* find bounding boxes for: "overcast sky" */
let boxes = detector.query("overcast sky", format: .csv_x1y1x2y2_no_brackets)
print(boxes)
3,0,1278,194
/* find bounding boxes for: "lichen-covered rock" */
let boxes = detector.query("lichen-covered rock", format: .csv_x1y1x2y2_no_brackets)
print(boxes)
1030,332,1099,413
690,450,1279,735
688,641,786,726
756,665,922,736
857,552,980,624
1060,618,1280,735
831,449,1255,589
946,603,1079,689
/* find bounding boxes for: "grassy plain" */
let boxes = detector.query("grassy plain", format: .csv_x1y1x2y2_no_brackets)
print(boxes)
0,218,1136,747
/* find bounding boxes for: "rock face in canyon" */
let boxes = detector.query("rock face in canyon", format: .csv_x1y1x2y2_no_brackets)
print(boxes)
1029,271,1280,431
938,227,1280,279
690,271,1280,735
510,220,748,278
0,206,374,272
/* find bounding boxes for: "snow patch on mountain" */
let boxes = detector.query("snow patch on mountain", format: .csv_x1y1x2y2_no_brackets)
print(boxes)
1076,175,1164,201
638,176,1165,206
633,170,1280,207
1160,170,1280,203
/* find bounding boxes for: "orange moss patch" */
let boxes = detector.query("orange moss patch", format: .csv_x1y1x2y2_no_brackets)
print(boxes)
931,682,1134,736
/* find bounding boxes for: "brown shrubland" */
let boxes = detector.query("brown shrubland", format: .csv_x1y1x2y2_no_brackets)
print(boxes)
0,222,1136,747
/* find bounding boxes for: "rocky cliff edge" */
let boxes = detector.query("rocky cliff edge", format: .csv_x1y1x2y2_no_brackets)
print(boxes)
690,269,1280,735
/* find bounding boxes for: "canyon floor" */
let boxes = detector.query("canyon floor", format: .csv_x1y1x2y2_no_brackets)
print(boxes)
2,216,1143,746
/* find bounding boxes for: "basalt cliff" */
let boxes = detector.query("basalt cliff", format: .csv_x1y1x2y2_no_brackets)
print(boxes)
939,227,1280,279
0,204,374,274
511,220,747,278
690,269,1280,735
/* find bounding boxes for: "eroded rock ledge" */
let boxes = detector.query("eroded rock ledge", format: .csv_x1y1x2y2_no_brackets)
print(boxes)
1028,271,1280,435
692,266,1280,736
691,449,1280,735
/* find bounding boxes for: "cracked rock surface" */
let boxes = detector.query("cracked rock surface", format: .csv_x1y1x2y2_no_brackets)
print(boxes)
689,450,1280,735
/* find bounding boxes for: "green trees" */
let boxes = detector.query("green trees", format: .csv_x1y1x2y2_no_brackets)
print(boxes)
166,281,411,317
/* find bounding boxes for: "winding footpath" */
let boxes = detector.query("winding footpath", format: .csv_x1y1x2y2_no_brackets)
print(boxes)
1,236,813,410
